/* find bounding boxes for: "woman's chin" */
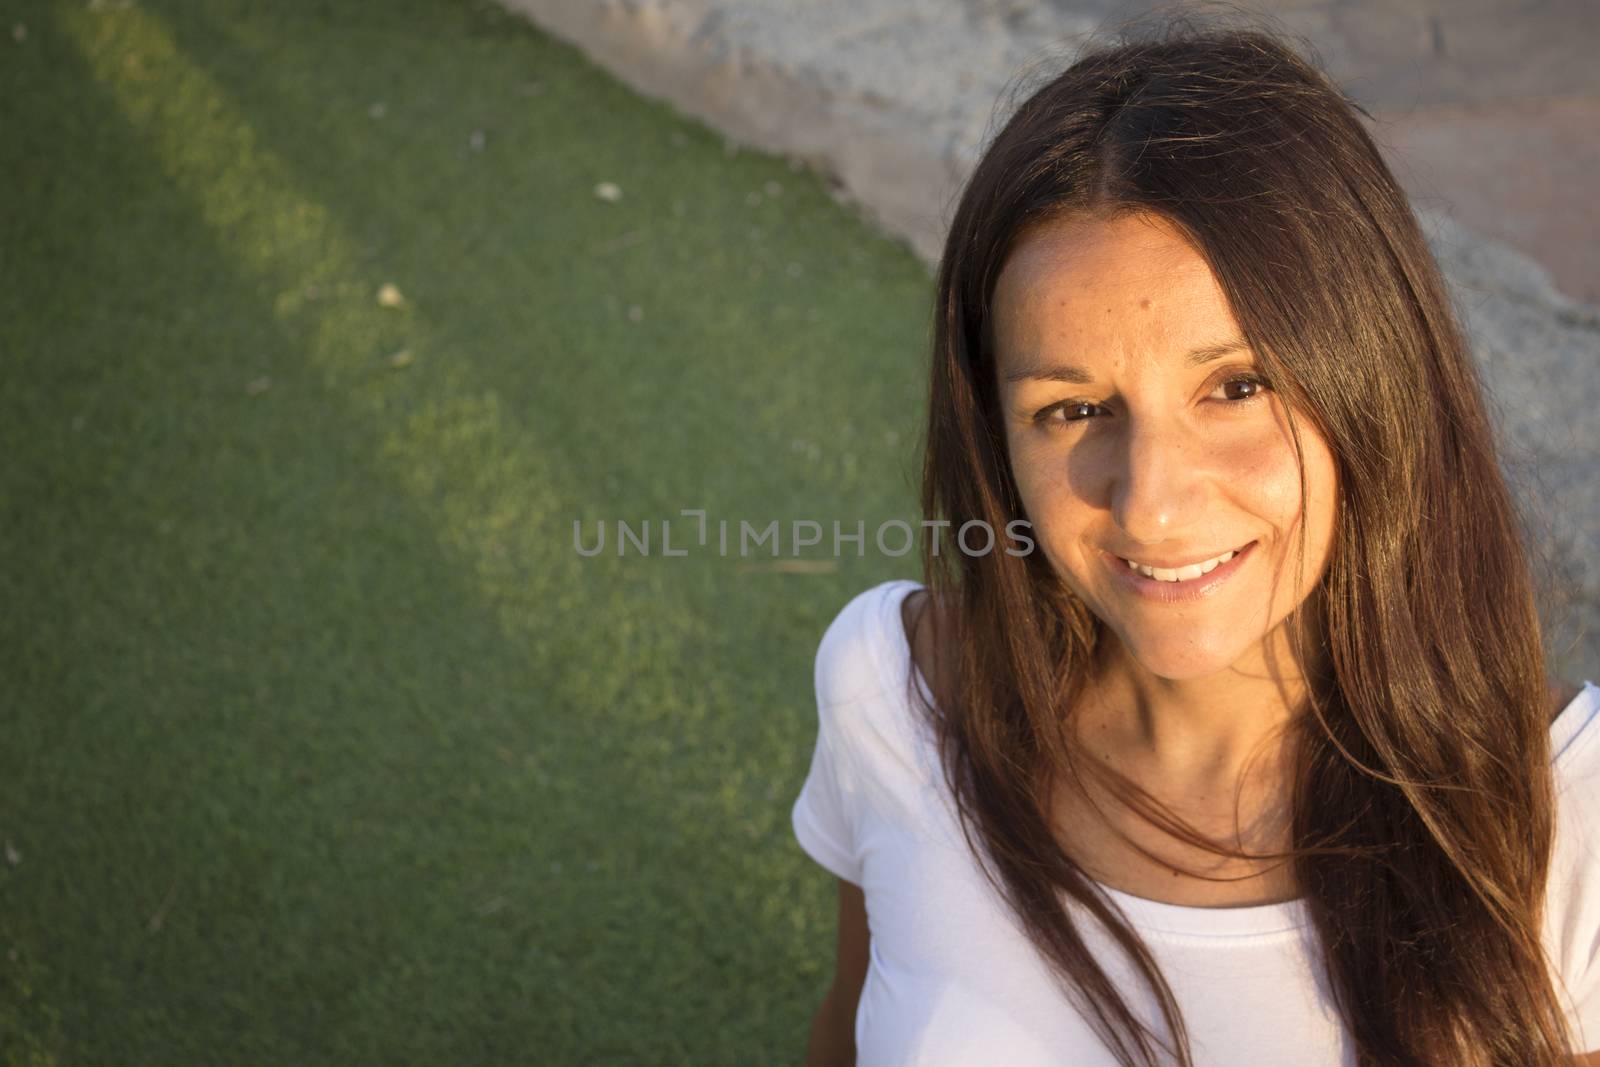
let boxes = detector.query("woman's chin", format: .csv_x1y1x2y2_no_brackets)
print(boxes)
1111,629,1252,682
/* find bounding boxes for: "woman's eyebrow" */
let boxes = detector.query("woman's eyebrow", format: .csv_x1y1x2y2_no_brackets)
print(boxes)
1001,337,1251,384
1183,337,1252,367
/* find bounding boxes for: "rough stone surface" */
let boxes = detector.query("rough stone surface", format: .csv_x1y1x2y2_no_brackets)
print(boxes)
505,0,1599,678
1378,100,1600,306
1421,211,1600,678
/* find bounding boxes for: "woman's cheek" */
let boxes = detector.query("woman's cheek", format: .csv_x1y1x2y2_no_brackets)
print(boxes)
1218,419,1336,600
1007,436,1055,524
1218,424,1302,518
1019,482,1090,593
1002,455,1060,567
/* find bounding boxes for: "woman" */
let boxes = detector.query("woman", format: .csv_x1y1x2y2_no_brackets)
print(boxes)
791,17,1598,1067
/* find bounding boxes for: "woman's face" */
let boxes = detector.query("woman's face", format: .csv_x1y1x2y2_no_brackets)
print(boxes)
991,211,1338,682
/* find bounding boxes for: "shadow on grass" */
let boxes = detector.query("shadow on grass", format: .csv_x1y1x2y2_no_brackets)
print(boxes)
2,0,933,1063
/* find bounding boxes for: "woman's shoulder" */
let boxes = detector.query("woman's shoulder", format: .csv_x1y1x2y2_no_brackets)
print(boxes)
1539,677,1600,1040
1550,679,1600,773
813,579,923,708
810,579,938,784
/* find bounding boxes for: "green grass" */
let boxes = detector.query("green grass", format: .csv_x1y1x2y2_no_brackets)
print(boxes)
0,1,933,1061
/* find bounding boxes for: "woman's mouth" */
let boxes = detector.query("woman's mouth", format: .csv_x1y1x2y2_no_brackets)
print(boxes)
1105,541,1258,602
1117,545,1243,583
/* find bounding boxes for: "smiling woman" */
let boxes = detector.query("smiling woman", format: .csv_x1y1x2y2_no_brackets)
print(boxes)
790,13,1598,1067
992,212,1339,686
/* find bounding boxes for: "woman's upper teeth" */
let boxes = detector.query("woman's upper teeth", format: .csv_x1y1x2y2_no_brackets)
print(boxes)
1121,547,1238,582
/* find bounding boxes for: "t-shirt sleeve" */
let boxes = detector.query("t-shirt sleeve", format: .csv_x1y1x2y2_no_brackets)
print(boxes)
792,701,863,884
790,585,894,886
1544,682,1600,1051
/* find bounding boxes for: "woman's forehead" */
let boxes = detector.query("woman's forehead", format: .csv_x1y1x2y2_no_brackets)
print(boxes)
998,213,1211,300
991,215,1237,373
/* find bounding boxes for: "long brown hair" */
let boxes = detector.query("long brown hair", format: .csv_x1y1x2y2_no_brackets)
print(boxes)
909,11,1572,1066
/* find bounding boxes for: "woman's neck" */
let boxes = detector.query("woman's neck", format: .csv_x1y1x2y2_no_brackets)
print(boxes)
1069,635,1311,802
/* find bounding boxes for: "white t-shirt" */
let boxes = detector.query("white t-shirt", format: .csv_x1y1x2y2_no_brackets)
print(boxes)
791,578,1600,1066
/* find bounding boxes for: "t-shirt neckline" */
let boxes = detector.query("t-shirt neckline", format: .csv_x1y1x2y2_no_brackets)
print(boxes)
872,577,1600,939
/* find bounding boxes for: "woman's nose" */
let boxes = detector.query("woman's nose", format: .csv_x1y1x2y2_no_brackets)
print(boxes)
1108,417,1207,544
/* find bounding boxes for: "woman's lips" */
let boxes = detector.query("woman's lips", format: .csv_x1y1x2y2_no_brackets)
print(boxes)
1104,540,1257,603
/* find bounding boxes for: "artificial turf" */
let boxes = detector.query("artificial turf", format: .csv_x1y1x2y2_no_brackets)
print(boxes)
0,1,934,1061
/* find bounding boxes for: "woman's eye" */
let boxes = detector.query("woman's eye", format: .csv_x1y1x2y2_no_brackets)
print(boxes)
1036,400,1103,425
1215,374,1269,402
1032,375,1269,427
